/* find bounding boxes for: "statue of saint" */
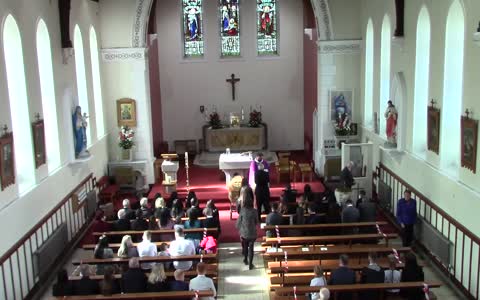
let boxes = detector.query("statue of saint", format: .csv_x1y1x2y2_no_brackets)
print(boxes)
384,100,398,147
72,106,89,158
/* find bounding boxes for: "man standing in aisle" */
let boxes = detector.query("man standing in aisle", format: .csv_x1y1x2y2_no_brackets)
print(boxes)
396,190,417,246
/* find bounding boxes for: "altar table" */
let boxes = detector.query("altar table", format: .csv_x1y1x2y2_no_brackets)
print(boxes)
203,125,267,152
219,152,278,185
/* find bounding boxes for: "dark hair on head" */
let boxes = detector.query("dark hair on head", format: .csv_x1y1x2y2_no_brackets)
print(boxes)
345,199,353,205
339,254,349,265
241,177,249,187
154,193,161,199
360,190,366,195
206,199,216,209
256,152,263,157
56,269,69,283
404,189,412,195
188,209,198,222
404,252,419,268
271,202,279,211
103,265,114,281
304,184,312,193
368,252,377,262
94,235,109,259
190,197,198,207
136,209,143,219
169,191,178,200
159,242,168,252
243,191,254,208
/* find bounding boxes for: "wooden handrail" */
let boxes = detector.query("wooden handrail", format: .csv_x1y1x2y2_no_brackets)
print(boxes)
263,221,387,230
379,163,480,245
0,173,94,264
53,290,215,299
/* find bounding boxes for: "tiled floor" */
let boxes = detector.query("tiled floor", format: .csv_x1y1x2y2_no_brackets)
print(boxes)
40,240,465,299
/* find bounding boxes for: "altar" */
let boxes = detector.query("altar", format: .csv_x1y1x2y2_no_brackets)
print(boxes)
203,125,267,152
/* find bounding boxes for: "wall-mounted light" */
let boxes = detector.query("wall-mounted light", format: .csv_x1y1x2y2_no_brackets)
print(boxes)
2,125,8,135
474,21,480,46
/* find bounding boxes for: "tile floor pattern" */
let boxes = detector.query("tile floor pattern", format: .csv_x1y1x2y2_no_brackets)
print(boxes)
41,241,464,300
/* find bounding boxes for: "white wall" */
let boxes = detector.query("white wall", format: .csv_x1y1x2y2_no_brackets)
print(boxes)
0,0,109,255
156,0,305,151
359,0,480,237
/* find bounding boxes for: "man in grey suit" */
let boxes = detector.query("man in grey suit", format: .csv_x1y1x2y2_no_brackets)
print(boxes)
342,199,360,234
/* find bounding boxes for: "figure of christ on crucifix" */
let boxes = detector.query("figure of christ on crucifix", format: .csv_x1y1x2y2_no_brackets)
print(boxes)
226,73,240,101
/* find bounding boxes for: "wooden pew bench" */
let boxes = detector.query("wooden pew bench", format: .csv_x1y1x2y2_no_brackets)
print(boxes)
92,227,218,237
82,241,172,251
72,253,218,265
68,268,217,281
263,233,399,248
273,282,441,300
53,290,215,299
263,246,411,262
263,221,388,232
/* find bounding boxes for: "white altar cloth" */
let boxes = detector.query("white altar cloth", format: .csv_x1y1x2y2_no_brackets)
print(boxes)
219,153,253,184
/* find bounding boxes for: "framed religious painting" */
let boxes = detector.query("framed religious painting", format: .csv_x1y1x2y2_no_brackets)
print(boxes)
329,89,354,122
427,106,440,154
461,116,478,173
32,119,46,168
116,98,137,127
0,132,15,190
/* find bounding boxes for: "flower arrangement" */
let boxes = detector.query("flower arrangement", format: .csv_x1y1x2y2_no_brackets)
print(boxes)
209,112,222,129
118,125,135,149
334,113,352,136
249,110,262,127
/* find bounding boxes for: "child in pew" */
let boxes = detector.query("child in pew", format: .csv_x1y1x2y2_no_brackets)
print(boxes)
309,265,327,300
158,242,171,270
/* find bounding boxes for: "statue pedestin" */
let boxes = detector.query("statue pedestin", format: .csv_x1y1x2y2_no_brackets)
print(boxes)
120,148,132,161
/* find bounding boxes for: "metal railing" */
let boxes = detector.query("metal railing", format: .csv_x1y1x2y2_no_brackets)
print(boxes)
375,163,480,299
0,174,96,300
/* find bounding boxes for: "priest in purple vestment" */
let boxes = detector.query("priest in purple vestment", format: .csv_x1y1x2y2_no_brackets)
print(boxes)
249,153,269,189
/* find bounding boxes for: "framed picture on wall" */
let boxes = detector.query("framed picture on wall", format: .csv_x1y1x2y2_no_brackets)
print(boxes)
32,119,46,168
427,106,440,154
461,116,478,173
0,132,15,190
329,89,354,122
117,98,137,127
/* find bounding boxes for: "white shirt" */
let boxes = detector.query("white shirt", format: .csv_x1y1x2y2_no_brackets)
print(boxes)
189,274,216,300
384,269,401,293
169,236,196,270
309,276,327,300
137,239,157,269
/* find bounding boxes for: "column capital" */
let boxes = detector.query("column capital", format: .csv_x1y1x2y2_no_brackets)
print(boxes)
317,39,362,55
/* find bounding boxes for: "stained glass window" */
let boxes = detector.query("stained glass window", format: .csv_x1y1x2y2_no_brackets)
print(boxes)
257,0,278,56
219,0,240,57
183,0,204,58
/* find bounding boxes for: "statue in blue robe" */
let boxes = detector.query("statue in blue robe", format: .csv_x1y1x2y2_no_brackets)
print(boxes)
188,9,198,39
72,106,88,158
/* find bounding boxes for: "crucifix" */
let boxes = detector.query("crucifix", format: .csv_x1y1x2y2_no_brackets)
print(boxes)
430,99,436,108
465,109,471,119
226,73,240,101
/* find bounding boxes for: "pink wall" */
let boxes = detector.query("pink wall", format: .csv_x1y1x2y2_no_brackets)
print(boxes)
303,1,317,157
148,36,164,157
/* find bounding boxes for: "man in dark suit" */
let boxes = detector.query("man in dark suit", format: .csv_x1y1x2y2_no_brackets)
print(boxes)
360,252,385,298
329,254,356,300
73,265,99,295
113,210,131,231
265,202,283,237
255,163,270,220
169,269,189,291
306,203,325,225
123,257,147,293
358,197,377,234
342,200,360,234
340,161,355,189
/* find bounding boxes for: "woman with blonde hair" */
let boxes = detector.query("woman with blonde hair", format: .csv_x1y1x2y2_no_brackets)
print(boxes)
146,263,169,292
117,235,139,258
309,265,327,300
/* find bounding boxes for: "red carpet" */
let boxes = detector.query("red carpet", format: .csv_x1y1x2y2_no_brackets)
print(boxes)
147,154,325,243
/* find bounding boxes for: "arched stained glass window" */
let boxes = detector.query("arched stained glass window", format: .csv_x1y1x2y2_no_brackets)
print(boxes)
257,0,278,56
364,19,374,128
89,27,105,138
183,0,204,58
220,0,240,57
440,0,464,173
3,15,35,193
36,19,61,172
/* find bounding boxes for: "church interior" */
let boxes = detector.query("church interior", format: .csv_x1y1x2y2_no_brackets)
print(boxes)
0,0,479,299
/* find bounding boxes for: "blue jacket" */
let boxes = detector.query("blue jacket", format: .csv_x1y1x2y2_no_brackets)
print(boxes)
396,198,417,225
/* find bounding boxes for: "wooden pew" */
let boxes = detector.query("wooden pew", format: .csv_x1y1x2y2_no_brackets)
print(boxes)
53,290,215,299
68,269,217,281
263,221,388,231
106,216,206,225
263,233,398,247
268,257,407,275
263,246,411,262
273,282,441,300
260,213,325,221
82,241,171,251
92,227,218,237
72,253,217,265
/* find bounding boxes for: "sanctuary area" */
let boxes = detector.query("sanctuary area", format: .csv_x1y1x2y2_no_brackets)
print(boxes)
0,0,478,299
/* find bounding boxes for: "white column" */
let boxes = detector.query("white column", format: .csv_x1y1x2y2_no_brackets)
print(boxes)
314,40,361,175
101,48,155,183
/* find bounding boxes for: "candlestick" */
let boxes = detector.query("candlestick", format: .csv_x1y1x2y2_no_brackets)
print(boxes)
185,152,190,192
